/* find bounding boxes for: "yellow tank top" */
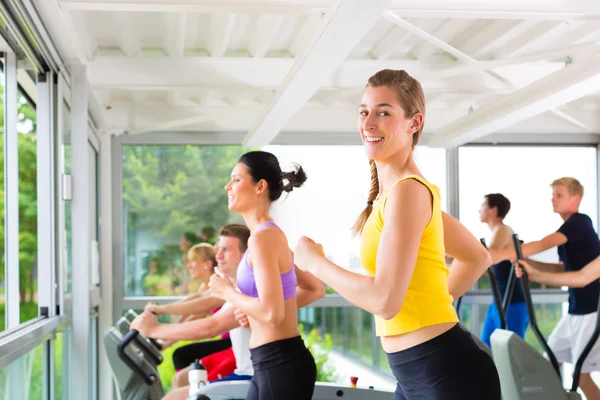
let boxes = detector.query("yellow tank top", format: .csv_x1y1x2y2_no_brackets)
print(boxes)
360,175,458,337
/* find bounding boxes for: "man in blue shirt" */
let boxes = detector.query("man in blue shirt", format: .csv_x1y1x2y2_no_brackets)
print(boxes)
490,177,600,400
479,193,529,347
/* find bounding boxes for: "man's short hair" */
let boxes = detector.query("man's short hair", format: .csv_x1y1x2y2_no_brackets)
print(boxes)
485,193,511,219
551,177,584,199
218,224,250,252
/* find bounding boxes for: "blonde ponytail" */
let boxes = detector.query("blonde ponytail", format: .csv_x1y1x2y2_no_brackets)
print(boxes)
352,160,379,236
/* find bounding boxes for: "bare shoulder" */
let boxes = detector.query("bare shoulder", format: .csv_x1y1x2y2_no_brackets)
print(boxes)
249,225,289,259
387,177,432,205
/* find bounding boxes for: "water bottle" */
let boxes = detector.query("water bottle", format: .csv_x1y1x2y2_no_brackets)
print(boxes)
188,359,208,396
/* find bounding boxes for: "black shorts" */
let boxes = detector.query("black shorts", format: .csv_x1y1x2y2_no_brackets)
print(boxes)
386,324,501,400
246,336,316,400
171,338,231,370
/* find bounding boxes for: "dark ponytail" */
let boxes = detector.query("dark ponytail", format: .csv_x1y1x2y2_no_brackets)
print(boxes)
239,151,306,202
282,163,307,194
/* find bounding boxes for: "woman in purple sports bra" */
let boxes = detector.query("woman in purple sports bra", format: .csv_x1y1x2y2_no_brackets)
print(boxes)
208,150,317,400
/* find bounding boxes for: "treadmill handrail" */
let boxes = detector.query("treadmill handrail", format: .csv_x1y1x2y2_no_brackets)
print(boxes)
571,286,600,391
116,330,157,386
480,238,507,329
512,233,561,378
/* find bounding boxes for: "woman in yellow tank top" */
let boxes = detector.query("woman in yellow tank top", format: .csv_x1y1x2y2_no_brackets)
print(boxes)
294,69,501,399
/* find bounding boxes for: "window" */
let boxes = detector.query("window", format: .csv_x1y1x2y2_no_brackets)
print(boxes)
54,331,71,400
457,146,598,349
414,146,448,211
264,145,369,271
121,145,248,296
0,56,5,332
62,101,72,295
18,84,38,323
265,145,447,271
458,146,598,265
0,342,44,399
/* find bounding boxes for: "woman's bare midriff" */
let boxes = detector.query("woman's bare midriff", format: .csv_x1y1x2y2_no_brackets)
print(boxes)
380,322,458,354
248,298,302,349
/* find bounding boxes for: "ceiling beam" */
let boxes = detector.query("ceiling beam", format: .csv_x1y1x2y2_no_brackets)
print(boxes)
428,50,600,148
111,12,141,57
431,42,598,79
248,14,286,58
87,56,566,94
289,14,322,58
415,19,469,60
100,102,600,135
163,12,187,57
372,25,413,59
207,13,236,57
244,0,394,146
57,0,600,20
491,21,565,59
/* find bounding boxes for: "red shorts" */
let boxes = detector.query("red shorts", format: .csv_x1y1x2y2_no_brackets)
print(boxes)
201,347,236,381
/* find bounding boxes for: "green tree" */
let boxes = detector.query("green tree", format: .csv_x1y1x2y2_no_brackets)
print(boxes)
0,85,39,323
122,145,251,294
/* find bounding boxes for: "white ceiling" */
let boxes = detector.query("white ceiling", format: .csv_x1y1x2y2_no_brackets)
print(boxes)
31,0,600,147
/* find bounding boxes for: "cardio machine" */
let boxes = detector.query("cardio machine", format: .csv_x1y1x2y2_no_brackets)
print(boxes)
490,234,600,399
104,325,165,400
104,310,395,400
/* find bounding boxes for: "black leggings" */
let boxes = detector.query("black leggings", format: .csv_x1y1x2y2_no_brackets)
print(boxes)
246,336,316,400
171,338,231,370
387,324,501,400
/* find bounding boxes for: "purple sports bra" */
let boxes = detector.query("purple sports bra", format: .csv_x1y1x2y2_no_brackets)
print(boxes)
236,222,297,300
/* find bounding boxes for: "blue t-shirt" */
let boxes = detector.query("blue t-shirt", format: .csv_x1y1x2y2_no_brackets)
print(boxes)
557,213,600,315
492,260,525,304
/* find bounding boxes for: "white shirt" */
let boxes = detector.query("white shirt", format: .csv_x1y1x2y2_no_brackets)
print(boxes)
222,302,253,376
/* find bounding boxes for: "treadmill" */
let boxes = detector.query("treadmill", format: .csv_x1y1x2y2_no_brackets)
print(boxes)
490,233,600,399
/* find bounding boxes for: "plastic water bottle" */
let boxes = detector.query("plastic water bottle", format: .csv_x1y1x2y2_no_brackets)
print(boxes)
188,359,208,396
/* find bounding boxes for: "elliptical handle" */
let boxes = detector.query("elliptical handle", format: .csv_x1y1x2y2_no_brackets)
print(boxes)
117,330,157,386
571,293,600,391
480,238,507,329
512,233,561,378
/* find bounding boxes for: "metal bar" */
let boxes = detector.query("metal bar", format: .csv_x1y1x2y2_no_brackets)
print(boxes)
98,133,114,400
90,286,101,308
14,0,64,74
571,294,600,391
597,143,600,232
112,136,124,323
70,64,90,399
56,72,68,320
37,71,57,318
0,3,45,73
501,265,517,316
480,238,506,329
446,147,459,218
0,316,61,370
4,52,19,329
121,291,568,314
0,316,45,340
513,234,561,378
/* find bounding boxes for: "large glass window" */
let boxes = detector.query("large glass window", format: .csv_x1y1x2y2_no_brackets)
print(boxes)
458,146,598,350
0,342,44,399
265,145,447,271
414,146,448,211
264,145,369,271
122,145,249,296
89,142,99,287
0,56,5,332
54,331,71,400
62,101,72,295
458,146,598,265
17,83,38,324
